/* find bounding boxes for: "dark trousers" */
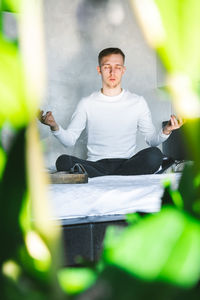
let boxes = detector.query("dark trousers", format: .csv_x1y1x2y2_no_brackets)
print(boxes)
55,147,163,178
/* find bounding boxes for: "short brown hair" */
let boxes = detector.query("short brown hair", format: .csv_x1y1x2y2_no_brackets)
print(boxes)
98,48,125,65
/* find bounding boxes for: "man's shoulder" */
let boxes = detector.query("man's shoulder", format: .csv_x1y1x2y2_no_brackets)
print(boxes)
124,90,145,103
80,91,100,103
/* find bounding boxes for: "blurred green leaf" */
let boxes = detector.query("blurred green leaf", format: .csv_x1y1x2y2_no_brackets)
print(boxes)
126,212,141,225
0,146,6,177
0,128,26,265
178,164,199,216
155,0,200,81
2,260,21,282
19,192,31,235
2,275,46,300
0,35,30,128
0,129,6,177
103,207,200,288
93,264,200,300
57,267,97,295
19,245,51,283
0,127,65,299
1,0,21,13
182,119,200,164
162,180,184,209
0,7,2,31
169,189,184,210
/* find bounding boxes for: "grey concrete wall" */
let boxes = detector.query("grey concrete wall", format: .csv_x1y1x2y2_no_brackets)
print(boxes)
2,0,172,168
39,0,172,169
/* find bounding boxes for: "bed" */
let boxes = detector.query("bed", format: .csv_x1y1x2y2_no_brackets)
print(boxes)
46,123,191,265
48,173,181,265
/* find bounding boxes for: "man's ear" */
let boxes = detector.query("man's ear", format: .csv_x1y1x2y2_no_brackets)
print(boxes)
97,66,101,75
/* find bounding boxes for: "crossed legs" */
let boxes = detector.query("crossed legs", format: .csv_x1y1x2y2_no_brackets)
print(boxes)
56,147,163,178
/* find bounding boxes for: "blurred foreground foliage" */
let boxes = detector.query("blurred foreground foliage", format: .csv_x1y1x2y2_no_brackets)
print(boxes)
0,0,200,300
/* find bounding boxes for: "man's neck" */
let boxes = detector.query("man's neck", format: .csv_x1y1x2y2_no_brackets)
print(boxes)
101,86,122,97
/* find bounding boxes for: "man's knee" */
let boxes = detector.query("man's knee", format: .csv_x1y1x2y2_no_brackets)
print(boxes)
149,146,163,157
146,147,163,167
56,154,72,171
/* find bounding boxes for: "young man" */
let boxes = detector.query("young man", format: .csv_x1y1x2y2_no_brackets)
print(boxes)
39,48,183,177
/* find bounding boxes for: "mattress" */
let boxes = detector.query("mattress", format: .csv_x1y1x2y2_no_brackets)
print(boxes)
48,173,181,225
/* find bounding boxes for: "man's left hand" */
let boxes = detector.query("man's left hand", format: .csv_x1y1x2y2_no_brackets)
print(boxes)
163,115,184,135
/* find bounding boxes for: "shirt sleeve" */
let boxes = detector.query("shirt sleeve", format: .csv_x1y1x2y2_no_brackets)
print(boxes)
51,99,87,147
138,97,170,146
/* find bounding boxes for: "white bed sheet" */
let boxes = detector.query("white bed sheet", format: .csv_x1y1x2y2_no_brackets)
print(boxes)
48,173,181,224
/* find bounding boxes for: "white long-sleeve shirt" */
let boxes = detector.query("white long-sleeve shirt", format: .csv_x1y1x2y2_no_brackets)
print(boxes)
52,89,169,161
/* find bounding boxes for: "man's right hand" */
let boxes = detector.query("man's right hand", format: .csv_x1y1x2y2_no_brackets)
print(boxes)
38,110,59,131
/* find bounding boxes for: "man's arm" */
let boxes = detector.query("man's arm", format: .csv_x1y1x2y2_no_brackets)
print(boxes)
38,98,87,148
137,97,183,146
163,115,184,135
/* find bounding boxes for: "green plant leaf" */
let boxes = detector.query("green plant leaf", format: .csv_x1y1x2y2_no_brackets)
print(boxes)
1,0,21,13
155,0,200,80
93,264,200,300
0,128,26,265
0,36,31,128
178,164,199,216
0,146,6,179
0,129,7,178
103,207,200,288
57,267,97,295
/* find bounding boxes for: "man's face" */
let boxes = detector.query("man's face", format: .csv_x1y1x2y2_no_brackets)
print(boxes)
97,54,126,89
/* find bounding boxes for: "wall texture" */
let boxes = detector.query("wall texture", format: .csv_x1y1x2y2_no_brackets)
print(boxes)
3,0,172,168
